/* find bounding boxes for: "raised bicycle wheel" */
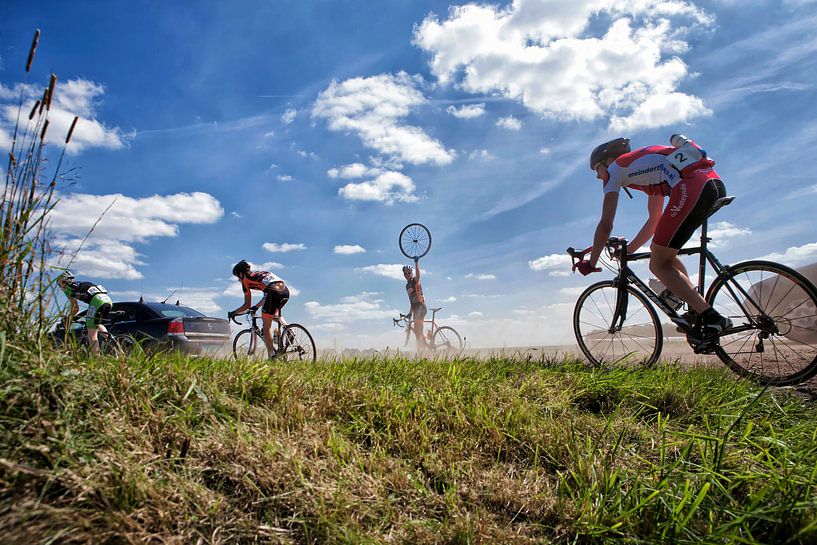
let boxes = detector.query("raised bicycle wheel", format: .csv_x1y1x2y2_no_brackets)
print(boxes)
280,323,317,362
432,325,463,354
706,260,817,385
574,280,663,367
399,223,432,260
233,329,268,361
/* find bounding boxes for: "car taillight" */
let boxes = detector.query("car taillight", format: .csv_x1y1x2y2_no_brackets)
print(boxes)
167,318,185,336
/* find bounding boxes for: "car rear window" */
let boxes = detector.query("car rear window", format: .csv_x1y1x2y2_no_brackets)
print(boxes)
145,303,205,318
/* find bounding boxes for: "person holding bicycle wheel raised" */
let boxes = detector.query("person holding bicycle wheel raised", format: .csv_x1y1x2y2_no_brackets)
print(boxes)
229,260,290,359
578,135,731,343
403,258,427,350
56,270,114,354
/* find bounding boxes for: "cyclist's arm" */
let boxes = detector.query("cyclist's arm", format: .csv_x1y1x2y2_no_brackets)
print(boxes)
628,193,664,253
414,259,420,282
589,192,619,267
65,298,79,330
233,290,253,314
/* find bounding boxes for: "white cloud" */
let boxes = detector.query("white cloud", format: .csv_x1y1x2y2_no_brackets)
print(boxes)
414,1,712,130
468,311,485,318
49,192,223,280
0,79,127,154
496,115,522,130
465,273,496,280
338,170,418,204
539,147,551,155
327,163,383,179
262,242,306,253
255,261,285,271
281,108,297,124
529,253,573,277
447,103,486,118
758,242,817,268
334,244,367,255
467,149,494,160
559,286,587,296
442,296,457,302
708,221,752,249
277,174,294,182
312,72,455,166
305,291,398,322
356,264,408,281
263,130,275,138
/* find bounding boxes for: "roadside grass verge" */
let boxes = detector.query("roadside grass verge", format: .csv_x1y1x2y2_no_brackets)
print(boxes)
1,348,816,544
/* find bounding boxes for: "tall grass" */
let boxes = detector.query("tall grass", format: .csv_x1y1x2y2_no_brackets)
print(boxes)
1,30,79,342
1,351,815,544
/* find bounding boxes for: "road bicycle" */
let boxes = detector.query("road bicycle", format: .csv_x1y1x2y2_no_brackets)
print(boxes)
567,196,817,385
57,310,128,356
393,306,464,354
230,309,316,362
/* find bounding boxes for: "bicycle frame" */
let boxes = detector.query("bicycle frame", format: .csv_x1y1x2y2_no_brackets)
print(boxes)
394,310,439,347
600,217,763,337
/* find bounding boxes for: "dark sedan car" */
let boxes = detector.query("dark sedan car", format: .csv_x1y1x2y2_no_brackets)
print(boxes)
54,301,231,356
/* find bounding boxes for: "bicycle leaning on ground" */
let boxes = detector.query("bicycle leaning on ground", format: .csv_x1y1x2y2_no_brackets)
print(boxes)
567,196,817,386
393,306,464,354
230,308,316,362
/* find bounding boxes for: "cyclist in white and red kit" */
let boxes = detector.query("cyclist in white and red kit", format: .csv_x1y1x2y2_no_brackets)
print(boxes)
576,135,732,341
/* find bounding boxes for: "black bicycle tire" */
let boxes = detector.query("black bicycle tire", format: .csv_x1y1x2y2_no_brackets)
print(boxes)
573,280,664,367
232,328,265,360
432,326,463,353
281,323,317,362
399,223,432,260
706,260,817,385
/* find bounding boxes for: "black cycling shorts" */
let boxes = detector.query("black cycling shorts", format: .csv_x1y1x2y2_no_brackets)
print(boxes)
86,302,112,329
262,282,289,317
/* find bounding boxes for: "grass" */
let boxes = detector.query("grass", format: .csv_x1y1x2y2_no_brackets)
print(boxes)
1,348,815,544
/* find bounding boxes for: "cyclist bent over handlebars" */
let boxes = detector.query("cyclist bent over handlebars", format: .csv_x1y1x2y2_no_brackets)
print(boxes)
228,260,290,358
577,135,732,342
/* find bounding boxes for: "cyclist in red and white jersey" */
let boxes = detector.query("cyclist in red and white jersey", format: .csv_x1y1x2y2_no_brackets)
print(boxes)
576,135,731,340
228,260,290,358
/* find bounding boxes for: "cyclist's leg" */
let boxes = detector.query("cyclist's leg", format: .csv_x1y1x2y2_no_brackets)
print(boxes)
412,303,427,349
262,284,289,356
85,296,112,354
651,175,724,314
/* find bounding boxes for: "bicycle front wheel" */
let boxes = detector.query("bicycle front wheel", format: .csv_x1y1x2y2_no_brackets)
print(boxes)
233,329,267,361
399,223,432,260
574,280,663,367
432,326,463,354
707,260,817,385
280,324,317,362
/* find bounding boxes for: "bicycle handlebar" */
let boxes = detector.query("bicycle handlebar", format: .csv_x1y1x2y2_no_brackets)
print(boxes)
229,309,256,325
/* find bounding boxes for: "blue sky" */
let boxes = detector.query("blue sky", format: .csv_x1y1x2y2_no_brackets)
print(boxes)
2,0,817,349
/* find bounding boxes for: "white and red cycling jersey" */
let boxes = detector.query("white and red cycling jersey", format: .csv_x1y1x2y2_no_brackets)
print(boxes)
241,271,284,294
603,144,715,196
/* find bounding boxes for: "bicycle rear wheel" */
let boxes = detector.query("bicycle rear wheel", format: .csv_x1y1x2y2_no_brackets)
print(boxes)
707,260,817,385
574,280,663,367
280,323,317,362
432,326,463,354
233,329,268,361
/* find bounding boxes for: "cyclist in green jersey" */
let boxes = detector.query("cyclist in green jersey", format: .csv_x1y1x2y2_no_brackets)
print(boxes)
57,271,114,354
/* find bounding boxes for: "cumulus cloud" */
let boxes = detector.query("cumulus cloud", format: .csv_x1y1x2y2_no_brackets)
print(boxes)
262,242,306,253
281,108,297,124
50,192,223,279
312,72,455,166
496,116,522,130
356,264,408,281
305,291,398,321
334,244,367,255
758,242,817,268
327,163,383,179
413,0,713,130
0,78,127,154
447,103,486,118
277,174,294,182
465,273,496,280
338,170,418,204
708,221,752,249
529,253,573,277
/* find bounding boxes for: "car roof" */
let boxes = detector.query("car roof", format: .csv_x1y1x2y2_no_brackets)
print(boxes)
114,301,206,317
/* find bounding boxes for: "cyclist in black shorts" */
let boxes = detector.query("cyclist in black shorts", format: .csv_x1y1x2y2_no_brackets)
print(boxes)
228,260,290,358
